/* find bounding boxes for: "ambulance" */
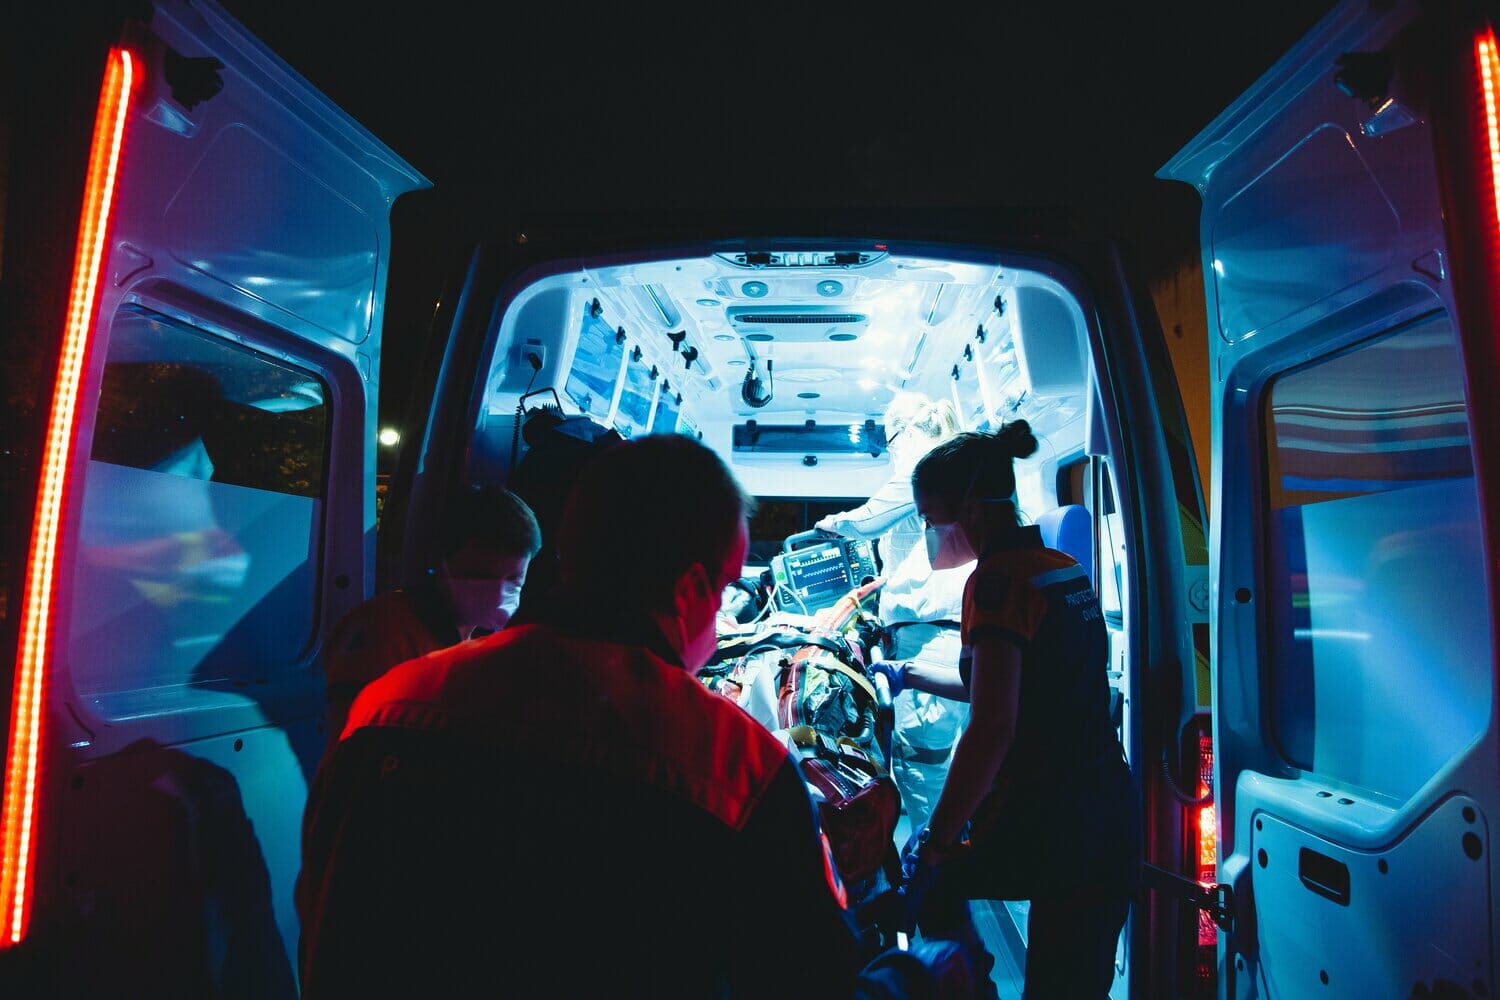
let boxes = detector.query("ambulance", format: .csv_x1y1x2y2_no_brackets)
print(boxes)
2,1,1496,995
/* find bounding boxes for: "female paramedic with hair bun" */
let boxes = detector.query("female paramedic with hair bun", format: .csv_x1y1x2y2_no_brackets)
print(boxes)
889,420,1139,999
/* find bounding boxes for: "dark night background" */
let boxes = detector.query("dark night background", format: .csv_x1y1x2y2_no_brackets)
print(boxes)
0,0,1341,624
214,0,1337,461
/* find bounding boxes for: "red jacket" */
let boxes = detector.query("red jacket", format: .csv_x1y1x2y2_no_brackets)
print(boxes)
297,611,861,997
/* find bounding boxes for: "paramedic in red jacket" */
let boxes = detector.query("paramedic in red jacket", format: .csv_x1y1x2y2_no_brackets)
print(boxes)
321,485,541,744
295,435,863,997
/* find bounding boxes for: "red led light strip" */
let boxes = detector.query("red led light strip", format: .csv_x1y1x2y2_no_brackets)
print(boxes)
1479,33,1500,239
1,47,134,947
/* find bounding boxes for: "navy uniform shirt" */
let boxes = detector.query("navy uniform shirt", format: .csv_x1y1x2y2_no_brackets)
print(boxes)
957,526,1135,889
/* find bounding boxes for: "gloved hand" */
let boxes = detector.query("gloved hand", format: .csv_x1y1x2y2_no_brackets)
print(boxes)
896,827,943,932
813,517,842,536
870,659,907,698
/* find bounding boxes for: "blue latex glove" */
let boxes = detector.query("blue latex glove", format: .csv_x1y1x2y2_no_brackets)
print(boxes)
871,659,907,697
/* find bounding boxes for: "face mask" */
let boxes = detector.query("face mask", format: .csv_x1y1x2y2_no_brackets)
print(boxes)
498,580,522,620
925,521,976,571
445,575,516,638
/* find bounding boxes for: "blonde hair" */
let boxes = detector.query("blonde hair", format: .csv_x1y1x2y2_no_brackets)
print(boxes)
884,391,959,446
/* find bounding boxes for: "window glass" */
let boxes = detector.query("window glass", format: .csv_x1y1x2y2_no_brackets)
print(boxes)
1264,312,1489,799
1096,464,1124,622
68,306,329,708
747,497,865,566
563,313,624,421
1056,456,1087,507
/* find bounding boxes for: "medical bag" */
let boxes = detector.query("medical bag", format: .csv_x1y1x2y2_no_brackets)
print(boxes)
782,726,901,885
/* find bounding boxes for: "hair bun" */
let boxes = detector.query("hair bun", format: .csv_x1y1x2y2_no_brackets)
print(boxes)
995,420,1038,460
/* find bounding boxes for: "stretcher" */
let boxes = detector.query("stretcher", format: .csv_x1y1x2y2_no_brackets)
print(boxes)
702,578,900,889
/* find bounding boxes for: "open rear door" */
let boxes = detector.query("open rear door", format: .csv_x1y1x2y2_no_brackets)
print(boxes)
1162,1,1500,995
2,1,425,991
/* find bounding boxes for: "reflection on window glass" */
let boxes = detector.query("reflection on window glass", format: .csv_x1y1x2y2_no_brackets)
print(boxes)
563,314,624,420
1264,313,1489,799
69,306,329,709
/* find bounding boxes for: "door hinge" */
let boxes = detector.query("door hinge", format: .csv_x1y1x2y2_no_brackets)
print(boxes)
1142,863,1233,933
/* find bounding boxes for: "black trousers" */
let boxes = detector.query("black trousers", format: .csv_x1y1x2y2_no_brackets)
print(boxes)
916,755,1137,999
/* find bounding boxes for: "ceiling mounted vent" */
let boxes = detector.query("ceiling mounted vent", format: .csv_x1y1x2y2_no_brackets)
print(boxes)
715,250,888,269
727,306,871,343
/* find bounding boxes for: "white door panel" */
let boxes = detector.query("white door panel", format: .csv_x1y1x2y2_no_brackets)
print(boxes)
1162,2,1500,995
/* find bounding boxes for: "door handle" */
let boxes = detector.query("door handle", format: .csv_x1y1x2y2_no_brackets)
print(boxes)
1298,847,1350,906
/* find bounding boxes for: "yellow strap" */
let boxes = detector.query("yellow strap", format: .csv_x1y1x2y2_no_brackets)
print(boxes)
796,650,878,703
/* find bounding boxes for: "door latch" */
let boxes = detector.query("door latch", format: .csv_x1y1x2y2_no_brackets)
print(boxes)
1143,863,1234,933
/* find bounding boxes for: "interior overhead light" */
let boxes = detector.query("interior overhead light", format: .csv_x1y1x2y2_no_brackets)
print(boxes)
817,280,843,297
905,330,929,373
742,280,769,298
797,391,821,400
644,284,680,327
746,333,774,342
924,284,946,325
697,298,720,307
713,334,735,342
776,368,840,384
828,332,858,342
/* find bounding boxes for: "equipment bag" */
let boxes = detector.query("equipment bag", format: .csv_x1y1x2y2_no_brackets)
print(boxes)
782,726,901,886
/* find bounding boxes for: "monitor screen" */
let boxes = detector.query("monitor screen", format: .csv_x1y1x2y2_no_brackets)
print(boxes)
782,543,852,611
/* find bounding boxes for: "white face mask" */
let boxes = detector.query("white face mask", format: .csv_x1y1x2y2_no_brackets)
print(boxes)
445,575,521,638
925,521,976,571
498,580,522,621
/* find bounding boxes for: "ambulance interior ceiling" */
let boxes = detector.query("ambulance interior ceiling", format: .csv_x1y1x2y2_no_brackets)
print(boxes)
475,249,1096,500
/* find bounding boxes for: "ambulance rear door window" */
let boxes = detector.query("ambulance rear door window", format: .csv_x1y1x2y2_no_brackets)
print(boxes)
68,305,329,711
1263,311,1489,799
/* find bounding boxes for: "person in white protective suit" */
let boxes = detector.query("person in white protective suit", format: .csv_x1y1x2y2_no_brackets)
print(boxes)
815,391,971,832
